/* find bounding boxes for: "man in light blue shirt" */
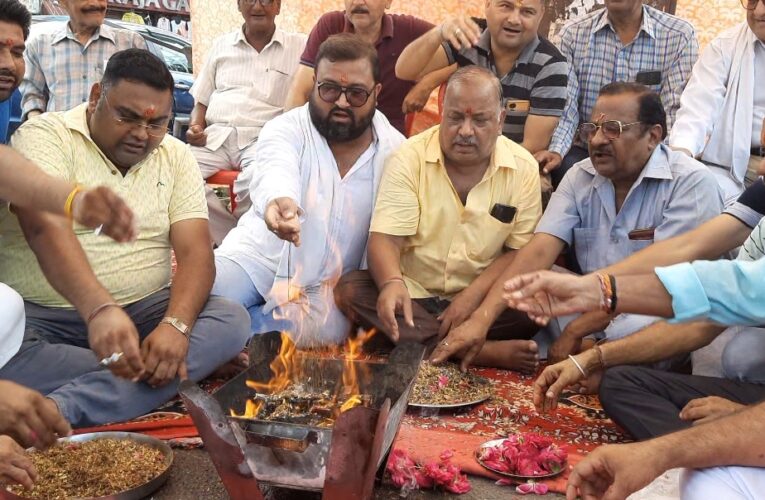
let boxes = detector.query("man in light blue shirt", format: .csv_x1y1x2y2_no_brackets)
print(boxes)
431,82,723,368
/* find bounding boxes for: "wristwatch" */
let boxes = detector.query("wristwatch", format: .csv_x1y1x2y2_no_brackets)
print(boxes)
160,316,190,339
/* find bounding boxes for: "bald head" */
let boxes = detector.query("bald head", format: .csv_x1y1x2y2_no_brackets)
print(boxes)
444,65,503,114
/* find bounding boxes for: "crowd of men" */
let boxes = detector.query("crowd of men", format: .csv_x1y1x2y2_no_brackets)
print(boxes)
1,0,765,497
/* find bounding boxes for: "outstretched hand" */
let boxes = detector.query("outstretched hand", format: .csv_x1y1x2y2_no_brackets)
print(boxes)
264,197,302,246
503,271,603,324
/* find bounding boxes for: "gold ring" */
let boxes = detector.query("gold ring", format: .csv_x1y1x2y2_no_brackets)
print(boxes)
454,28,462,37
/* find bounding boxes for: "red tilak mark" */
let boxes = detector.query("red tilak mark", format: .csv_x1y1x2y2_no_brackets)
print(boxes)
2,38,13,47
464,107,473,115
143,106,156,118
339,73,349,84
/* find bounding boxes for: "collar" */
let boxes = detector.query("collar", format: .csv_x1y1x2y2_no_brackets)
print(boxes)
234,25,284,48
53,22,116,45
582,143,673,189
592,5,656,40
425,126,518,172
342,12,394,40
475,28,540,65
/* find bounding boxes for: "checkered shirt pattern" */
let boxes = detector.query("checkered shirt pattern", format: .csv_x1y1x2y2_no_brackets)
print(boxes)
21,22,146,116
549,5,698,156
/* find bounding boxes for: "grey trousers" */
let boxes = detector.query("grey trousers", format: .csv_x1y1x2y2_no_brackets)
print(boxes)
0,288,250,428
599,365,765,440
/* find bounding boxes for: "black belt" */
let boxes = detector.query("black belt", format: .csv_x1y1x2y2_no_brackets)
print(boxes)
752,146,764,157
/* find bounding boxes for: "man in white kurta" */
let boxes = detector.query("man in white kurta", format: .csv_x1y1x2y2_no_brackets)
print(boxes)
211,34,404,348
668,2,765,205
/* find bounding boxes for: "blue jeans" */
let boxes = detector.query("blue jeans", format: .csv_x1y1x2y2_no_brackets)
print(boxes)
211,256,292,334
0,288,250,427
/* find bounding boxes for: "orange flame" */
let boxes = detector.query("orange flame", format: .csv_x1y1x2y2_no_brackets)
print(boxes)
246,334,298,394
239,330,377,420
230,399,263,419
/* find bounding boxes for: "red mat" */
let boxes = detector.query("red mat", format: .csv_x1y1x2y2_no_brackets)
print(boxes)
76,366,627,494
392,367,628,494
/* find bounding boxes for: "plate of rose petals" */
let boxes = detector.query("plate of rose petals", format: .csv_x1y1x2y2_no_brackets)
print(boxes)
475,433,568,479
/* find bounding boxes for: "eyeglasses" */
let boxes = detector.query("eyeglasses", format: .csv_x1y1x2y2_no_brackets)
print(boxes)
578,120,642,142
316,81,374,107
101,95,169,138
240,0,276,6
741,0,764,10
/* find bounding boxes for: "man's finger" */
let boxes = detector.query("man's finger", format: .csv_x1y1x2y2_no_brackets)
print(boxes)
178,360,189,382
148,360,172,387
429,337,462,364
459,342,482,372
401,297,414,328
36,399,71,440
437,314,451,338
23,411,54,449
2,463,36,490
380,304,399,343
543,375,571,412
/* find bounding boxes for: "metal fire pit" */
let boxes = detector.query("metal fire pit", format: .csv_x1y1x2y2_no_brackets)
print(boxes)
180,331,424,500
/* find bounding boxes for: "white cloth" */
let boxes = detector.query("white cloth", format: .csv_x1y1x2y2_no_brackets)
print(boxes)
0,283,25,370
157,17,171,32
669,22,760,203
215,105,404,345
190,27,307,152
680,466,765,500
752,42,765,147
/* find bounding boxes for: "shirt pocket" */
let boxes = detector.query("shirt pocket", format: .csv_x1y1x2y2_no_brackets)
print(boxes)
628,238,655,254
465,211,516,262
257,66,292,107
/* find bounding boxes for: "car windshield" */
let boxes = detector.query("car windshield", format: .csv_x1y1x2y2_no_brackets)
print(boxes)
144,30,193,73
152,41,192,73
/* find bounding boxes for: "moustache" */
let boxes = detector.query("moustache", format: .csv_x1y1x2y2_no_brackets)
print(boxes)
453,137,477,147
0,69,17,79
351,7,369,14
82,6,107,13
329,107,354,119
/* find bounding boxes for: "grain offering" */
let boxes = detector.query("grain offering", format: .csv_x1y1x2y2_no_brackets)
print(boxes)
409,362,492,407
7,438,168,499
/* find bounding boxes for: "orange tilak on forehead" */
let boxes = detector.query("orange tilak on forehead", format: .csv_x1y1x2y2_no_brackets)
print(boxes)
143,105,157,118
0,37,19,47
339,73,349,84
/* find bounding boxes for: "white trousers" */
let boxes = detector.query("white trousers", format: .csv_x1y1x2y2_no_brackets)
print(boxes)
190,130,258,245
0,283,25,369
681,466,765,500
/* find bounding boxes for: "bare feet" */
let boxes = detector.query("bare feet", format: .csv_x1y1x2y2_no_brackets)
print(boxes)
211,352,249,379
470,339,539,373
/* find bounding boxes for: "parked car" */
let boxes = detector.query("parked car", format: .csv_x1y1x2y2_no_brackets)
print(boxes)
7,15,193,140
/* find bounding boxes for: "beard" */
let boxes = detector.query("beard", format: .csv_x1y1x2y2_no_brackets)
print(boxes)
308,94,374,142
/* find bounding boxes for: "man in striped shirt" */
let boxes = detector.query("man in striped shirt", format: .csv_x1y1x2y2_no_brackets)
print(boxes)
535,0,697,187
19,0,145,119
187,0,306,245
396,0,568,156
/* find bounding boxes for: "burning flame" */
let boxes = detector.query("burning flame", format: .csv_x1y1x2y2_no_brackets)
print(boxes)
236,330,377,420
245,334,298,394
230,399,263,419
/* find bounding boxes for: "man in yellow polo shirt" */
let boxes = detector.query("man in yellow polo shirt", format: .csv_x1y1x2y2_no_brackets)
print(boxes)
335,66,542,372
0,49,250,428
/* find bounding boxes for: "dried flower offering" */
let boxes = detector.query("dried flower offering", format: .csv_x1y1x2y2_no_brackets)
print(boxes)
409,362,492,407
7,438,168,499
